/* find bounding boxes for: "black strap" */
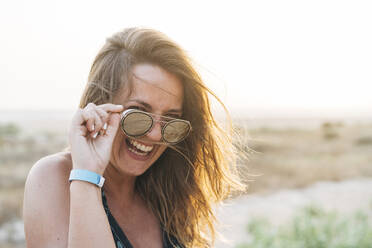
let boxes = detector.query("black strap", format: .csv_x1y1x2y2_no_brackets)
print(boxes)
102,189,133,248
101,189,183,248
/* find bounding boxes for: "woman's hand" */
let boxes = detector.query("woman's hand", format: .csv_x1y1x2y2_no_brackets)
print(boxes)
68,103,123,175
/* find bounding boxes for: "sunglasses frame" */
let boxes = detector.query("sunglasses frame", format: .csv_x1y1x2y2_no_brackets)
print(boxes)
120,109,192,144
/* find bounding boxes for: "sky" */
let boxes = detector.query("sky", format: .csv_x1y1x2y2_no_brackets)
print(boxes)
1,0,371,119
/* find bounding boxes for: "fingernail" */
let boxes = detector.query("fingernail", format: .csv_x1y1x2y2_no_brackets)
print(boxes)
103,123,107,130
93,132,98,139
92,124,95,131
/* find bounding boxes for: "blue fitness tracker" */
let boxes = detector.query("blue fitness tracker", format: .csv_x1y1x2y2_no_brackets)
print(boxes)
69,169,105,188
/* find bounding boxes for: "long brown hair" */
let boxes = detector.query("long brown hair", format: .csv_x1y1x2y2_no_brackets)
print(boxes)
79,27,245,247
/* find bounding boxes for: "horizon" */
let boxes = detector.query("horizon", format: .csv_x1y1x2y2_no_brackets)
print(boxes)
1,107,371,121
1,0,372,114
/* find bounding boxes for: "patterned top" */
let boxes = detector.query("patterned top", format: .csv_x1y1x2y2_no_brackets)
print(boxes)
101,189,183,248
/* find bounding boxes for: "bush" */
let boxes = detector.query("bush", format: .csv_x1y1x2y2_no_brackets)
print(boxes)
355,136,372,146
0,123,20,138
321,122,340,140
237,205,372,248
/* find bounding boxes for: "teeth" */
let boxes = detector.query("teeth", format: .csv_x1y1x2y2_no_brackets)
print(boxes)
128,147,147,156
129,139,153,152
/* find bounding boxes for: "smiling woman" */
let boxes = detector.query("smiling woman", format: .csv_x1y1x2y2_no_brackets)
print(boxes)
23,27,245,248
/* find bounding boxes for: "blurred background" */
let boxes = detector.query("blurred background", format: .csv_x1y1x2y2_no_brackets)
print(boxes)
1,0,371,247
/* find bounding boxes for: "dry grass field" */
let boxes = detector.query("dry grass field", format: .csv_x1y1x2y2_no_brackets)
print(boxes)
234,119,372,194
0,114,371,247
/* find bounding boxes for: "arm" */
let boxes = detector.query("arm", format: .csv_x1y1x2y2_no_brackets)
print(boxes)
68,180,115,248
23,155,70,248
23,154,116,248
24,103,123,248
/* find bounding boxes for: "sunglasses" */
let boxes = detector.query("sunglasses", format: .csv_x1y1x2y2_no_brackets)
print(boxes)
120,109,191,144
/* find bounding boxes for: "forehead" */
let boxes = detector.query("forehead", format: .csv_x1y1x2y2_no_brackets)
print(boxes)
115,64,184,111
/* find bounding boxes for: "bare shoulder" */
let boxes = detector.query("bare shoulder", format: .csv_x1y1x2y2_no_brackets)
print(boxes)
23,151,73,248
25,151,72,199
26,151,72,186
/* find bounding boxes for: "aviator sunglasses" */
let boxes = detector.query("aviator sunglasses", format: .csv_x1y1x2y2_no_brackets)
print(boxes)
120,109,191,144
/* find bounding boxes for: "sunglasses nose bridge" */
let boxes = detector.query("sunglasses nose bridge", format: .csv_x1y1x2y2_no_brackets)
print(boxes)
145,118,163,142
150,114,164,124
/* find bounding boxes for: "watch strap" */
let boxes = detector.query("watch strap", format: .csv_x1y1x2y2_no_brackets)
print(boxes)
69,169,105,188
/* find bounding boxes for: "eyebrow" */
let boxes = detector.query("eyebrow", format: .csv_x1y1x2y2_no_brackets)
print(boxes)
128,99,183,114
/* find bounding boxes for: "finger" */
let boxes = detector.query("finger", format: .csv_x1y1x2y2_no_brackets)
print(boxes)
71,108,96,135
70,109,89,137
81,110,96,132
104,113,121,140
100,104,124,113
91,112,103,138
83,103,98,131
96,107,109,125
82,110,102,136
86,102,96,108
71,108,85,127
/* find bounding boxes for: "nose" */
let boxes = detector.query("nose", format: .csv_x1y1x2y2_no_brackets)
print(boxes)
146,122,163,142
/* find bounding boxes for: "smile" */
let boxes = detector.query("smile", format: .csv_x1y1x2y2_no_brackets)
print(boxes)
126,138,154,156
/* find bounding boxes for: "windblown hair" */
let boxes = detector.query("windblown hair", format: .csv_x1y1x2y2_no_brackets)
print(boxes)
79,27,245,247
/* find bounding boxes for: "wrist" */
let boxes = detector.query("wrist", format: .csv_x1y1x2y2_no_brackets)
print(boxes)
69,180,102,203
69,169,105,188
70,179,102,191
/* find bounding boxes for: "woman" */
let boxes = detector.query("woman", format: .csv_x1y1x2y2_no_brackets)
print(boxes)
23,27,244,248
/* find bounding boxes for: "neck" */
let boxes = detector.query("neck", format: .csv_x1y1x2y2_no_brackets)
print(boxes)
103,163,138,209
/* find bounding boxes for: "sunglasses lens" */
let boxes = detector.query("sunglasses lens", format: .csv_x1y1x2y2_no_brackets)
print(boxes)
163,120,190,144
122,112,152,136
